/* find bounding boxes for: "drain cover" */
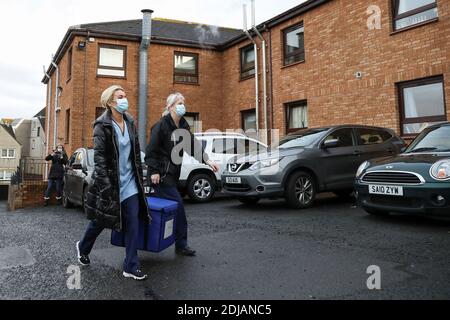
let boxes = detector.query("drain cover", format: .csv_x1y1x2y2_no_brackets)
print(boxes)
0,246,36,270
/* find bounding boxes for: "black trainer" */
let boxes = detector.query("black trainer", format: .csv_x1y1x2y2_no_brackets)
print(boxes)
123,270,148,281
76,241,90,266
176,247,196,257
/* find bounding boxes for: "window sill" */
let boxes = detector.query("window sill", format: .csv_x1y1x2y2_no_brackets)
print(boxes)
96,75,127,80
174,81,200,86
239,75,255,82
281,60,305,70
390,18,439,36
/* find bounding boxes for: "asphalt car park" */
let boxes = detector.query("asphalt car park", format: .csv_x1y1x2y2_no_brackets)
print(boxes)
1,193,449,300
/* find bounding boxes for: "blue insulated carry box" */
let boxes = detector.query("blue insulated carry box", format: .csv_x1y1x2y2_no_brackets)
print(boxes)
111,197,178,253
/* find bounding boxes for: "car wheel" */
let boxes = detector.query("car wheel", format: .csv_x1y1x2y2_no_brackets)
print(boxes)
365,208,389,216
62,190,73,209
187,173,216,203
285,171,316,209
334,189,354,199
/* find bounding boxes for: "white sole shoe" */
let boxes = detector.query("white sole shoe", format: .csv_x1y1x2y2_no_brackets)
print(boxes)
76,241,89,266
122,271,148,281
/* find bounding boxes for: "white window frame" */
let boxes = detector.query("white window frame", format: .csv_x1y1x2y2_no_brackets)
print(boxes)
1,148,15,159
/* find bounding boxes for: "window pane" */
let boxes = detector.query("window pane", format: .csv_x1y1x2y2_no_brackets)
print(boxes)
99,47,124,68
403,121,446,135
403,82,445,119
175,55,197,75
174,75,198,83
1,149,7,157
286,26,304,54
358,129,392,145
288,105,308,129
397,0,435,15
184,114,199,133
243,112,256,131
212,139,236,154
5,171,12,180
8,149,14,158
241,47,255,78
325,129,354,148
395,7,438,29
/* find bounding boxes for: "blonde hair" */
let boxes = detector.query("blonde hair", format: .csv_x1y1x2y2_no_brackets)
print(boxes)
100,85,125,109
163,92,185,116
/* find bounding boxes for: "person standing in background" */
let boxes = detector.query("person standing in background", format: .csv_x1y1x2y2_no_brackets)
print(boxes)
44,144,68,206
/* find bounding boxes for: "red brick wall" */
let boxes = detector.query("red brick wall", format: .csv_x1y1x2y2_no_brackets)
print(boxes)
45,0,450,153
268,0,450,138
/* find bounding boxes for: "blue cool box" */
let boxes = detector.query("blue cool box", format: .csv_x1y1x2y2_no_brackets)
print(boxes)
111,197,178,253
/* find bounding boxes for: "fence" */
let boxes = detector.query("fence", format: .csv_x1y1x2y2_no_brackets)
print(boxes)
10,159,48,186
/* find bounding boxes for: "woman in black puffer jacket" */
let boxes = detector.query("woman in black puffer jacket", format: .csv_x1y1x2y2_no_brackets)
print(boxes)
44,145,68,206
76,85,150,281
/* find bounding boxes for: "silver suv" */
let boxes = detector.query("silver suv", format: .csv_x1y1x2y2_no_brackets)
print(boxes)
222,125,405,208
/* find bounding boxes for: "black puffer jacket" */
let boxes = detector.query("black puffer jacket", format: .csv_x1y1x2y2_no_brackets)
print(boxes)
85,110,150,232
145,114,209,187
45,152,68,179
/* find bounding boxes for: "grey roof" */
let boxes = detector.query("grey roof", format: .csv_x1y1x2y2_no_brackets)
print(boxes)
33,108,46,131
79,19,244,47
0,124,17,142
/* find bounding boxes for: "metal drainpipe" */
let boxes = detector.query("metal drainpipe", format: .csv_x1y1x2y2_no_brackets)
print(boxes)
243,4,259,136
138,9,153,150
51,57,60,150
43,65,52,180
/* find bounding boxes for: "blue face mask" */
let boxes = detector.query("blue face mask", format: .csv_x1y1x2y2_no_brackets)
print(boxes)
175,104,186,117
115,98,129,114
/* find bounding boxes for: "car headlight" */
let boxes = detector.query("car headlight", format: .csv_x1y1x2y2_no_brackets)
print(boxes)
430,160,450,180
356,161,370,178
249,158,282,171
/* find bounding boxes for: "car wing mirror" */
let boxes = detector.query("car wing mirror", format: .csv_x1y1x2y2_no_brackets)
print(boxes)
323,139,339,149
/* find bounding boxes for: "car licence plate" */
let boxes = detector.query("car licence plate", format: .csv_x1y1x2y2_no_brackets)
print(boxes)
226,177,242,184
369,185,404,196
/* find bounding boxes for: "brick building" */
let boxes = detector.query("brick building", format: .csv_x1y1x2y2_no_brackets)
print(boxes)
42,0,450,156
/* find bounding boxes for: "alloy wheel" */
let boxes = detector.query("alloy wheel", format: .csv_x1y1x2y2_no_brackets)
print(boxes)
193,179,212,199
295,177,313,205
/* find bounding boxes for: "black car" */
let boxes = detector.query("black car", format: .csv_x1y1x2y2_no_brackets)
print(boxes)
222,125,406,208
355,122,450,218
63,148,148,212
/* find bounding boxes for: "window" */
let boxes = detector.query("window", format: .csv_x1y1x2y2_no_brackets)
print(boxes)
357,128,393,145
174,52,199,84
65,109,71,143
236,139,267,155
283,23,305,66
241,109,257,132
393,0,438,31
0,170,12,181
37,127,40,137
398,76,446,135
67,47,73,80
286,101,308,133
240,45,255,80
212,138,238,155
97,44,127,78
323,129,355,148
184,113,200,133
1,149,15,159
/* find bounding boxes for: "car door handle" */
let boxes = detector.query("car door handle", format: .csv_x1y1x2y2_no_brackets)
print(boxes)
386,148,394,153
353,150,361,156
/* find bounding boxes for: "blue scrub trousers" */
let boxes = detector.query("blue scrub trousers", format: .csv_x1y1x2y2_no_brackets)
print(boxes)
79,194,140,273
